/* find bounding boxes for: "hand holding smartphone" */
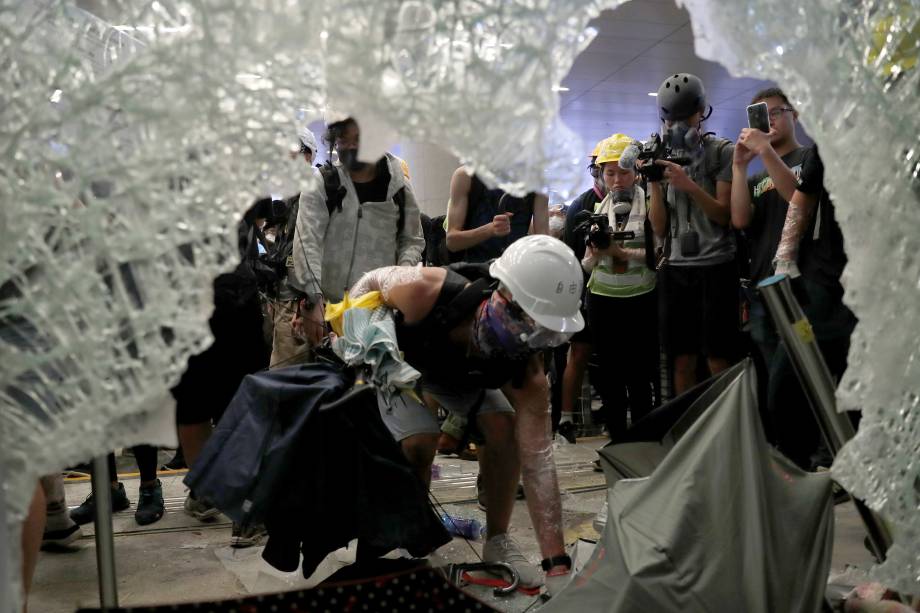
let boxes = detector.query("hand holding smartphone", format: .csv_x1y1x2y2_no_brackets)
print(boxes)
746,101,770,133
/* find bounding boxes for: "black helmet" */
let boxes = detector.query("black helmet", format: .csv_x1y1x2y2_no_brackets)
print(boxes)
656,73,707,121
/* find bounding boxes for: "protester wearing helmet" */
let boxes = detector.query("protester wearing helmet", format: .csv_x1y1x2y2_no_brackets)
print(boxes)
646,73,739,395
347,234,583,595
555,137,614,443
581,134,659,437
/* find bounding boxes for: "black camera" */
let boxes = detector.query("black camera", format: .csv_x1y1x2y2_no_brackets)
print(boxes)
572,210,635,250
631,133,692,182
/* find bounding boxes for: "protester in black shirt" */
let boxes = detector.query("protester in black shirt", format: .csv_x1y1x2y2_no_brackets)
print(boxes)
731,88,856,468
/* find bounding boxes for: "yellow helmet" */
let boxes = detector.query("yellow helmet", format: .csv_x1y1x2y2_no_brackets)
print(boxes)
589,138,606,159
595,133,636,166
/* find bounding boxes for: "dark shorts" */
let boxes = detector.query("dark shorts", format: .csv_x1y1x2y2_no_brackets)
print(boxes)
660,260,740,359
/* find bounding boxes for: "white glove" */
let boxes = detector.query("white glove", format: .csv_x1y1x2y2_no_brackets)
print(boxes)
774,258,801,279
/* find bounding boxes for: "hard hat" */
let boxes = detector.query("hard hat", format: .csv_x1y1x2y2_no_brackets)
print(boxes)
489,235,584,333
589,138,606,159
656,73,707,121
299,126,318,153
595,133,637,166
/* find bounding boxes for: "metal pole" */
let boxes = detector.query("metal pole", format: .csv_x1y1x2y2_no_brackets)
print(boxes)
758,274,893,562
91,455,118,610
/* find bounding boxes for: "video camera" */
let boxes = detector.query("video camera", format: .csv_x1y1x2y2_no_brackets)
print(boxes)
621,133,692,182
572,210,635,250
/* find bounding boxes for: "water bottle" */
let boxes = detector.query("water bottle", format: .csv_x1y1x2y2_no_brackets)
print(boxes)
440,513,484,540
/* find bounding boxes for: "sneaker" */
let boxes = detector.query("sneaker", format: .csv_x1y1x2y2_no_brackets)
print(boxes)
70,482,131,525
41,523,82,550
135,480,164,526
557,422,577,445
231,523,267,548
183,493,221,522
483,534,542,588
436,432,462,455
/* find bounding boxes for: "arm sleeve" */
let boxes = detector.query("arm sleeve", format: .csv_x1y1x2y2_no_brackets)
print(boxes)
396,184,425,266
290,181,329,297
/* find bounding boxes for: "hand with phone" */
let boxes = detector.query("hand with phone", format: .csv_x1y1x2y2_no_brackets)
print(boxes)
738,102,777,157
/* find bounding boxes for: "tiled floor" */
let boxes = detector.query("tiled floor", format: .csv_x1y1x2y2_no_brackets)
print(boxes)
29,441,876,612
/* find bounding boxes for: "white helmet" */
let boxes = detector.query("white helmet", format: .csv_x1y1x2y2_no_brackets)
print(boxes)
299,126,318,154
489,235,584,333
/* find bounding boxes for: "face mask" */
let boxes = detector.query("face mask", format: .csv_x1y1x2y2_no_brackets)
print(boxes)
549,216,565,235
337,148,365,171
471,291,573,359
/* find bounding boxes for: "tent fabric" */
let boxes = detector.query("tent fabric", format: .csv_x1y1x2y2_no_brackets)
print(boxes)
544,360,835,613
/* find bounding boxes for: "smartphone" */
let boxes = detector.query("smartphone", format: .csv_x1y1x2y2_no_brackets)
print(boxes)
746,102,770,133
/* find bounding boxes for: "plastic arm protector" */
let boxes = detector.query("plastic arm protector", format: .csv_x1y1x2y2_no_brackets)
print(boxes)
349,264,423,302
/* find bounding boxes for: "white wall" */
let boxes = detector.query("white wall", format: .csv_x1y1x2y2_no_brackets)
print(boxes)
395,142,460,219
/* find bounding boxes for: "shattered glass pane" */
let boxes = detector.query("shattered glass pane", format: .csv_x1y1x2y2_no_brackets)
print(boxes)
677,0,920,593
3,0,919,606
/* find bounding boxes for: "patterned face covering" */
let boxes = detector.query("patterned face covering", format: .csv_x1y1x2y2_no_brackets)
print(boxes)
471,291,573,359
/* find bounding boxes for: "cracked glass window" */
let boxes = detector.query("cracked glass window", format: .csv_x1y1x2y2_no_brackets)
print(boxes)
2,0,919,607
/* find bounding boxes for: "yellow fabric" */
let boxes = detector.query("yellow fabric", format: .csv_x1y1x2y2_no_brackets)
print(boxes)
595,133,636,165
325,291,385,337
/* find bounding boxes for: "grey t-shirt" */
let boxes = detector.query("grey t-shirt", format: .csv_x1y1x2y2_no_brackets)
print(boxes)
667,136,735,266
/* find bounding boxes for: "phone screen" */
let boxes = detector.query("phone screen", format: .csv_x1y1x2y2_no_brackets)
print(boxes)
747,102,770,133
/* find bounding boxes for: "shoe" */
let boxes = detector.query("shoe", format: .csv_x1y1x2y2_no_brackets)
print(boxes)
557,422,577,444
70,482,131,525
483,534,542,588
161,448,187,471
183,493,221,522
41,524,82,550
231,523,267,548
135,480,164,525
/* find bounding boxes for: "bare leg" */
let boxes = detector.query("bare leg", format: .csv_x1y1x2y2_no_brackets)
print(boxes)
561,342,590,418
477,413,519,539
399,433,439,488
22,482,45,612
178,423,212,469
673,354,698,395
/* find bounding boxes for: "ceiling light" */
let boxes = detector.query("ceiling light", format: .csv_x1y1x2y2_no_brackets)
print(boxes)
552,85,570,92
647,92,658,97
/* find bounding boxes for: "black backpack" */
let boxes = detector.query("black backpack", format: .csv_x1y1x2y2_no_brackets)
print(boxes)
319,160,407,231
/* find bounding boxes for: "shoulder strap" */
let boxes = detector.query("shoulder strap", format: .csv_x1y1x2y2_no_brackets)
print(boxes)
394,186,406,234
320,163,346,216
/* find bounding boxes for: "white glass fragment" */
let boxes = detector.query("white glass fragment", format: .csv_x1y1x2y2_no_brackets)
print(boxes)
678,0,920,593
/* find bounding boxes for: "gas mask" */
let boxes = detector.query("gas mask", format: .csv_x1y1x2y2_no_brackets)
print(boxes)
471,291,573,360
663,120,702,159
610,187,634,216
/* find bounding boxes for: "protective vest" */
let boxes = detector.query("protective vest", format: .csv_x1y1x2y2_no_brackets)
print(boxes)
586,187,657,298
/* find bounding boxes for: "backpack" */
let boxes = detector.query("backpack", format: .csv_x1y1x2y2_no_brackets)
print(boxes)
319,160,406,231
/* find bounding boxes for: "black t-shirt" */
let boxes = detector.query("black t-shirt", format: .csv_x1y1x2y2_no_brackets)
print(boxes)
352,158,390,204
745,146,812,282
797,147,847,288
